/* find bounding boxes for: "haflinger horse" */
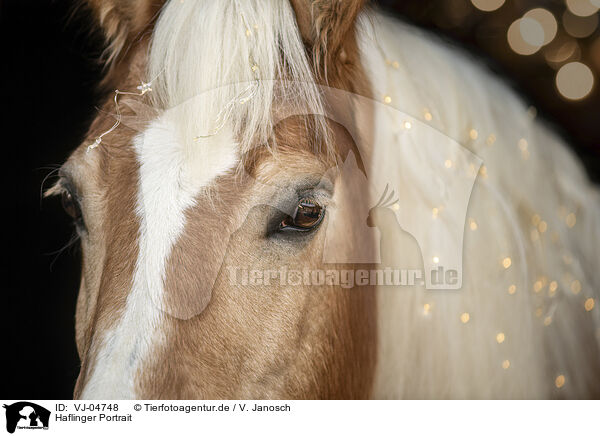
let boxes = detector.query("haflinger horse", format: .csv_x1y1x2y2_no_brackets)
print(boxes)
49,0,600,399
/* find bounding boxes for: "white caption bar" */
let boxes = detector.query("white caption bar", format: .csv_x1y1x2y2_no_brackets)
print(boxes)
1,400,598,436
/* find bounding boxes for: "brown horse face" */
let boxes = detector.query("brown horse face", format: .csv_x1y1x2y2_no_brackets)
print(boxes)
51,0,376,399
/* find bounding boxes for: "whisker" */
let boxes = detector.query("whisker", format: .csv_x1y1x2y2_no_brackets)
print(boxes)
46,230,81,272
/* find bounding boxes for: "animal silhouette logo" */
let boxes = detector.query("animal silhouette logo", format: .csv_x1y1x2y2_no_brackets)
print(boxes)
2,402,50,433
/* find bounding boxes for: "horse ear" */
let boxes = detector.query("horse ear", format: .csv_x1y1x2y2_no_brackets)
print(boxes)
84,0,165,85
289,0,367,86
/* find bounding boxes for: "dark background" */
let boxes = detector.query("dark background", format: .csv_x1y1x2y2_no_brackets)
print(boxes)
1,0,599,399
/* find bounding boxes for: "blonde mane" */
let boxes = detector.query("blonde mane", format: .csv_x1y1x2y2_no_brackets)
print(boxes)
359,12,600,398
147,0,329,157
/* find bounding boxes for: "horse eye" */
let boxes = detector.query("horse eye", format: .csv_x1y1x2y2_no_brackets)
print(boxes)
279,197,325,232
61,190,83,224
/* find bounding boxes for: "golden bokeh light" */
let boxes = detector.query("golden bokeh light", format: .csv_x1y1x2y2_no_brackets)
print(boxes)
509,9,563,56
502,360,511,369
460,312,471,323
556,62,594,100
521,17,545,47
585,298,595,311
524,8,558,45
469,218,478,231
508,284,517,295
518,138,528,150
544,36,580,68
496,332,506,343
566,0,599,17
555,374,566,388
562,10,599,38
508,18,542,55
502,257,512,269
471,0,505,12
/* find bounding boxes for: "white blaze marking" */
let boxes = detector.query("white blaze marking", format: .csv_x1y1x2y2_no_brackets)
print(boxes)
80,117,238,399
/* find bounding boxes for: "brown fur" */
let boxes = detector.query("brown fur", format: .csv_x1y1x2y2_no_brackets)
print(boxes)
68,1,377,399
290,0,367,91
147,117,376,398
71,50,151,398
83,0,164,87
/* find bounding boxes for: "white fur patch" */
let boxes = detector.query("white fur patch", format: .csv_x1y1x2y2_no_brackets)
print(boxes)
79,117,238,399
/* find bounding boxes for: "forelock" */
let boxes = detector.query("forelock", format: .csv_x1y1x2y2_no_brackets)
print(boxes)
147,0,332,161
